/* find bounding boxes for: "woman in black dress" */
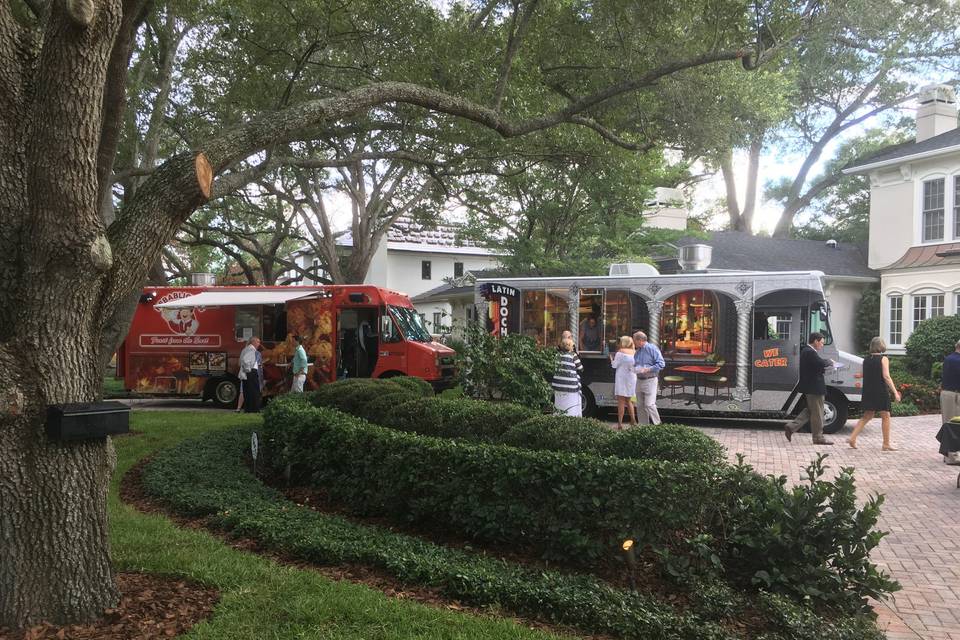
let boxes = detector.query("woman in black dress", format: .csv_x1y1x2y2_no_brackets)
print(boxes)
848,337,901,450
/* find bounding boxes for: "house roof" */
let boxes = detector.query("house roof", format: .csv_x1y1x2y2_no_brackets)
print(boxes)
656,231,876,279
411,269,505,303
844,128,960,173
883,242,960,270
337,216,497,256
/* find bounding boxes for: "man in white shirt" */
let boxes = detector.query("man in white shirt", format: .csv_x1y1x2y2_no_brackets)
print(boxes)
239,336,262,412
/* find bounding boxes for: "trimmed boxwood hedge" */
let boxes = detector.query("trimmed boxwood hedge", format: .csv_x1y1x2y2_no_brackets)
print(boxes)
309,379,725,465
141,426,884,640
264,395,722,563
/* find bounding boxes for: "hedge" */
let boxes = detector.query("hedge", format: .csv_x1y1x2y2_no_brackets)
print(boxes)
141,426,884,640
264,395,722,564
309,379,724,465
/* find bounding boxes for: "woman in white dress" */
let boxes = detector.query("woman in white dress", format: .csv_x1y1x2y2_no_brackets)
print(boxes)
609,336,638,430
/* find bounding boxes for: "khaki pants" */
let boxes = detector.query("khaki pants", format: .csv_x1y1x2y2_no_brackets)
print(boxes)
636,376,661,425
941,390,960,424
786,393,826,441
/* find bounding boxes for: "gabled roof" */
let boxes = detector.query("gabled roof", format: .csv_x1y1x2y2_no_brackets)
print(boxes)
844,128,960,173
656,231,876,279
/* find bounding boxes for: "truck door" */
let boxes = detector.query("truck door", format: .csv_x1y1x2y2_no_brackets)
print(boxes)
337,308,380,378
751,307,803,393
377,307,406,375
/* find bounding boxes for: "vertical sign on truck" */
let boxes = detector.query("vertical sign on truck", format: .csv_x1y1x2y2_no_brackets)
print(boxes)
480,283,519,336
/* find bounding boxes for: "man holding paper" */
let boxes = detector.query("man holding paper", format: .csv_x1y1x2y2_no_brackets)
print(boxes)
784,332,834,445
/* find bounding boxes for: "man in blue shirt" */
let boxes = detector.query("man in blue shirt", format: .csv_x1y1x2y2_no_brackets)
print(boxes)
633,331,665,425
940,339,960,423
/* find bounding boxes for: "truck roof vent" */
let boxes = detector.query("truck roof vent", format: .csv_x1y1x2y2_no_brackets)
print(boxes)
608,262,659,277
825,239,838,249
678,244,712,271
190,273,217,286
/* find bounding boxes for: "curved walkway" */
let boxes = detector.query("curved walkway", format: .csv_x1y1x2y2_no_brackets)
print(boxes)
690,415,960,640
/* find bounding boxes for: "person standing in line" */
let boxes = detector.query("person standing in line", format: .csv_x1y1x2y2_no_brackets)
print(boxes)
552,337,584,416
848,337,901,450
633,331,665,425
609,336,638,430
940,340,960,423
239,336,262,413
291,335,309,392
784,332,834,445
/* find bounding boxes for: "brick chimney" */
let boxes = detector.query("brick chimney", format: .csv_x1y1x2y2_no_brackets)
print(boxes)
916,84,958,142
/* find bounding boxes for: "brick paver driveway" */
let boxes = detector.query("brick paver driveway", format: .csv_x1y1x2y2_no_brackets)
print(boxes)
688,414,960,640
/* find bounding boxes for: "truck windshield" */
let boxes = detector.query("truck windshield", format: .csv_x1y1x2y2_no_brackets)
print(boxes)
809,302,833,346
388,305,432,342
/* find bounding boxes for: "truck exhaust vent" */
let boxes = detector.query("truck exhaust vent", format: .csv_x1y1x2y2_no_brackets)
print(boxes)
678,244,712,271
608,262,659,277
190,273,217,286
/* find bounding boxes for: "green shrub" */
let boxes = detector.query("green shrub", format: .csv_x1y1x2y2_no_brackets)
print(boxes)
386,375,435,397
853,283,880,355
263,396,722,563
340,395,538,441
890,401,920,417
904,315,960,376
703,455,899,614
457,322,555,407
607,425,727,466
143,424,887,640
887,357,939,412
498,415,614,453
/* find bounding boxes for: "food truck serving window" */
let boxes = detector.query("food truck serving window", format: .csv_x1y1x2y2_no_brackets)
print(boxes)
660,290,717,357
235,306,260,341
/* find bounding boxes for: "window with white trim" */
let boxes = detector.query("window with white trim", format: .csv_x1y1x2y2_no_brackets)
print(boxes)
923,178,946,242
913,295,928,329
954,177,960,238
889,296,903,344
931,293,945,318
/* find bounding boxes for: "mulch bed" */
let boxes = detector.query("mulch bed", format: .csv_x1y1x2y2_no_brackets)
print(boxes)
0,572,218,640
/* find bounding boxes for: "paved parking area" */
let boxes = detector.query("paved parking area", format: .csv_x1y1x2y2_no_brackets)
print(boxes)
689,414,960,640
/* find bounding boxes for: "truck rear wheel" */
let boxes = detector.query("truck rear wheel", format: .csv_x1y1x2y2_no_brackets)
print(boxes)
210,378,240,409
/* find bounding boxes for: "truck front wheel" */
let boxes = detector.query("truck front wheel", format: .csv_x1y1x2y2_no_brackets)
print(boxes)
822,390,849,434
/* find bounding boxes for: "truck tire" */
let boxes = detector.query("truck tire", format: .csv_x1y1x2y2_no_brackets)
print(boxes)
580,387,598,418
822,389,848,435
210,378,240,409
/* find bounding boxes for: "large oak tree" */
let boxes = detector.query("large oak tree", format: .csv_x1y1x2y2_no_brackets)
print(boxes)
0,0,815,628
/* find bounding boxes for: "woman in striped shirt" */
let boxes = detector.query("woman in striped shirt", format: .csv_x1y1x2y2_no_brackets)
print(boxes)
553,337,584,416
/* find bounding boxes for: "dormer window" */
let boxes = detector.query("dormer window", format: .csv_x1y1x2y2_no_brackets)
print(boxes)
923,178,945,242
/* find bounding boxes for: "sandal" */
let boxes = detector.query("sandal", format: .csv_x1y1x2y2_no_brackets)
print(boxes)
882,445,898,451
847,439,857,449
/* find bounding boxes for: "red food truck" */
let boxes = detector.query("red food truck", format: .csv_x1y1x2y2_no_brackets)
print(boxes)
116,284,456,406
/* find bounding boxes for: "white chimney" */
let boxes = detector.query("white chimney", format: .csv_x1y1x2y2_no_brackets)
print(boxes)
916,84,957,142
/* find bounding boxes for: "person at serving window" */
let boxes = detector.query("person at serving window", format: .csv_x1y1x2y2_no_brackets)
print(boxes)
609,336,638,430
633,331,665,425
579,315,602,351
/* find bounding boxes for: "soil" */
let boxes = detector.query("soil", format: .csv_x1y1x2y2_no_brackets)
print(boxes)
0,572,218,640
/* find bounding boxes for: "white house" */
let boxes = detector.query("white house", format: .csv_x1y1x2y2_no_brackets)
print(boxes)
289,217,500,332
844,84,960,353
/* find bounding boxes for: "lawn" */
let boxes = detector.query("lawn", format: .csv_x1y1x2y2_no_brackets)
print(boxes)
111,411,571,640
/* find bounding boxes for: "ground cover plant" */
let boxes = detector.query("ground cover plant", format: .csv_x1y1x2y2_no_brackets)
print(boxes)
262,395,898,614
111,411,578,640
139,417,886,640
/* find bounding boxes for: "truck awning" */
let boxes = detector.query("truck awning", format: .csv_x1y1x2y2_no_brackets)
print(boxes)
155,289,323,308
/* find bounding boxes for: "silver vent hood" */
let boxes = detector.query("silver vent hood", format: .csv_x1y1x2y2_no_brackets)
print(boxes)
678,244,712,271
